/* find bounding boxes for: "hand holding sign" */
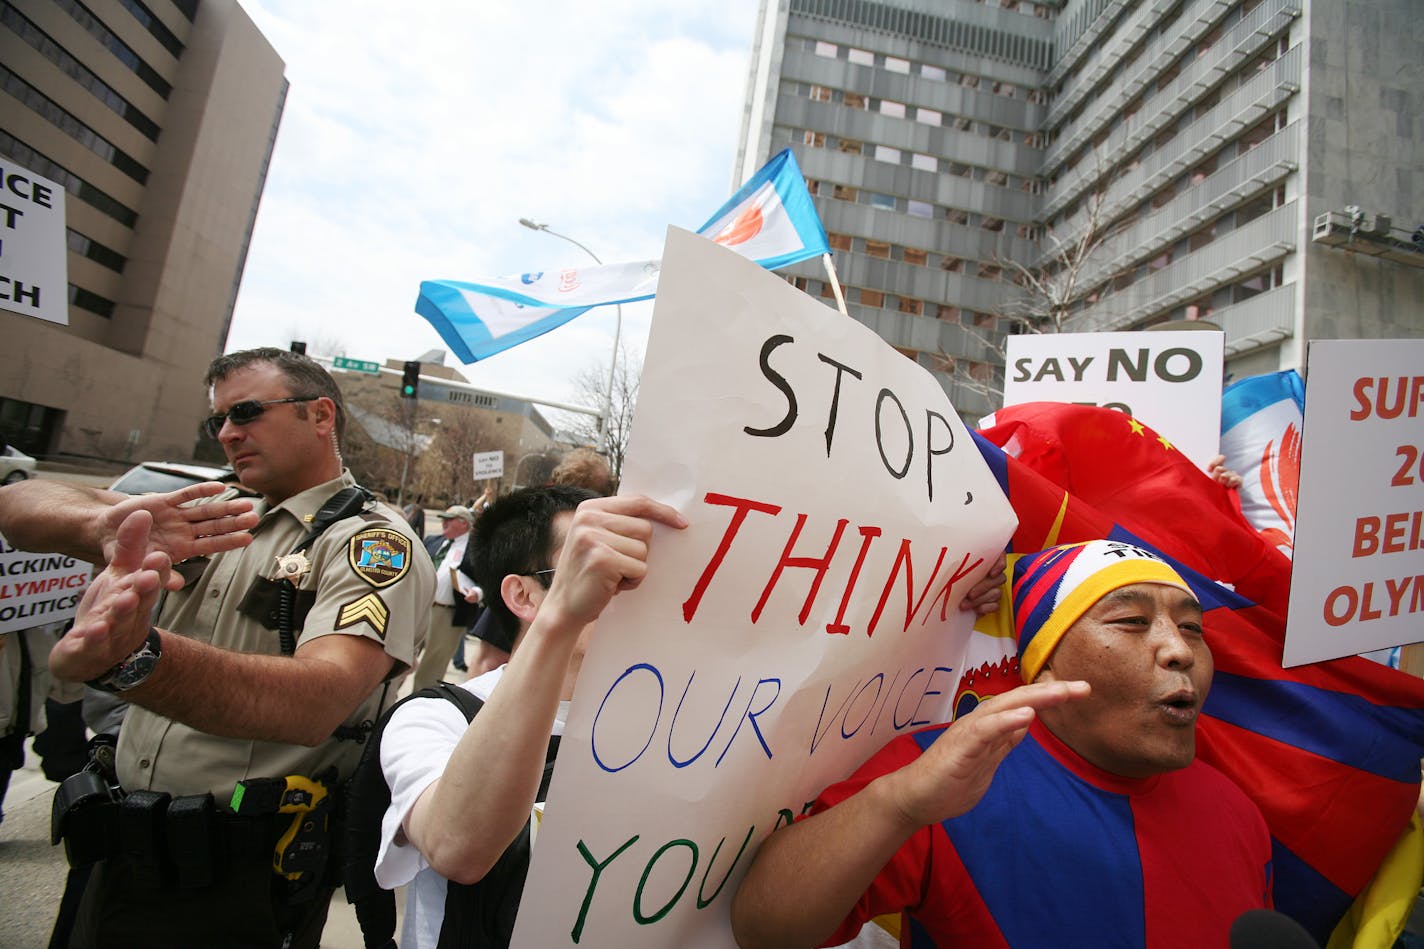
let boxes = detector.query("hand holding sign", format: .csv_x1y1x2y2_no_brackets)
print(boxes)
542,496,688,632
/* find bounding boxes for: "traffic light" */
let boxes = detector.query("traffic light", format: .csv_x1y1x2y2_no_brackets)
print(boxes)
401,361,420,400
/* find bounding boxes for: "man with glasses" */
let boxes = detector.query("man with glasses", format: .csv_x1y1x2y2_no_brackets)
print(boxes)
372,485,686,948
11,347,433,948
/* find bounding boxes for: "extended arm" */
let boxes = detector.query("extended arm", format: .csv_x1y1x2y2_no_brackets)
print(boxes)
402,494,687,884
731,680,1090,949
47,508,396,744
0,479,256,574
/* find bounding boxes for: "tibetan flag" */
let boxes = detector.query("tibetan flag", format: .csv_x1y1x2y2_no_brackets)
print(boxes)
973,402,1424,945
415,148,829,363
1220,370,1305,556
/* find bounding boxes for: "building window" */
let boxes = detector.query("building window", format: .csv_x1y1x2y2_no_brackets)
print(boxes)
880,100,906,118
874,144,901,164
832,184,859,201
828,232,852,251
869,192,896,211
922,64,947,81
907,200,933,218
810,84,833,102
803,131,825,147
843,91,866,109
915,107,942,126
937,305,961,322
837,138,863,154
911,153,937,172
859,289,884,307
898,297,923,316
866,240,890,259
848,47,874,66
903,247,928,266
814,41,837,58
68,283,115,318
885,56,910,74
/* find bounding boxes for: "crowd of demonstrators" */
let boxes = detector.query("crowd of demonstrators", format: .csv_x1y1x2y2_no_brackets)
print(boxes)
412,505,480,690
0,348,1380,949
0,348,433,948
732,540,1273,949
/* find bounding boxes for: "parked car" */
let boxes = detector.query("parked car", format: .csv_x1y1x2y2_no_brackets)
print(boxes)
0,445,37,484
108,460,236,495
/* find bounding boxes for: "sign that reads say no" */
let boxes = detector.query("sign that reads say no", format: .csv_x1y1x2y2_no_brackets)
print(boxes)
472,450,504,480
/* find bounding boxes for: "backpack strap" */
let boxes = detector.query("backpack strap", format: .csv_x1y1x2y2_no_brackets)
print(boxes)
341,683,484,949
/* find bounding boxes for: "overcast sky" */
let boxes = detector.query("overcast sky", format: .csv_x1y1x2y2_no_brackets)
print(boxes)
227,0,762,417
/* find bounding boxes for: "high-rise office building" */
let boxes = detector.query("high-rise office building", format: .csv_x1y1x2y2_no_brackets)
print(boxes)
2,0,285,461
738,0,1423,421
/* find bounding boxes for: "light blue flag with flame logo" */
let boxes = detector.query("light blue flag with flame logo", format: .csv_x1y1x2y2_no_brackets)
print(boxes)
414,148,830,363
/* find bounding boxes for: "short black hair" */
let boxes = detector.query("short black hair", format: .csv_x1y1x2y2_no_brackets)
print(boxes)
204,347,347,443
468,485,597,643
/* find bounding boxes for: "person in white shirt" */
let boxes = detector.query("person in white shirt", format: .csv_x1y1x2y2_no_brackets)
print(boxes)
411,505,477,691
375,485,686,947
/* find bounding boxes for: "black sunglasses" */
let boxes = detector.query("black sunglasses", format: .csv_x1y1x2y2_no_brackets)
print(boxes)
202,397,316,439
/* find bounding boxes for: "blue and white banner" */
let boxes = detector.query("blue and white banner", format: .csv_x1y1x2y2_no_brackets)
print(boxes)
1220,369,1305,555
415,149,830,363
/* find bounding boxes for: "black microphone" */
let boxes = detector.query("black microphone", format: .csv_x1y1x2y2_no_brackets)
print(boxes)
1229,909,1319,949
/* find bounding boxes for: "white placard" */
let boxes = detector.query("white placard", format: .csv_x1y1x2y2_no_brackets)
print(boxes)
0,534,91,633
1283,339,1424,667
511,229,1017,947
1002,331,1224,468
472,449,504,480
0,161,69,325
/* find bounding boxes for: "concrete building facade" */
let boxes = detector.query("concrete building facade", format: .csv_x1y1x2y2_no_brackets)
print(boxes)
737,0,1424,421
1,0,286,461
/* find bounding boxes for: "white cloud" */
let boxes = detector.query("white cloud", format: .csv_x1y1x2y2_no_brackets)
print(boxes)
229,0,760,411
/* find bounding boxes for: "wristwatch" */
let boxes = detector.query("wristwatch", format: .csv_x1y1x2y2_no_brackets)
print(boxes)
88,628,162,693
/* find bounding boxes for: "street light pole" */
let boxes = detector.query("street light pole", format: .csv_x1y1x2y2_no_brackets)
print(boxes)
519,217,623,455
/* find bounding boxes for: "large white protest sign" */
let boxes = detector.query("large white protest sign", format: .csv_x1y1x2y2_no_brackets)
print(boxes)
1002,330,1224,468
1284,339,1424,667
511,228,1017,947
0,160,69,325
0,534,91,633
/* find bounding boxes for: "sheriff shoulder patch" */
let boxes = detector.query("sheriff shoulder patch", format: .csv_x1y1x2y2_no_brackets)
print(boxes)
336,592,389,638
348,527,413,589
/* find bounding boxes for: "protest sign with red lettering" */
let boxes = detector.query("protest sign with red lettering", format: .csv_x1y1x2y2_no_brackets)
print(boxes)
510,228,1016,947
0,533,92,633
1284,339,1424,666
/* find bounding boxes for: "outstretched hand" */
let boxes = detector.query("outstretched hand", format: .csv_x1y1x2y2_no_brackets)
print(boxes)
541,494,687,631
51,509,172,683
881,680,1090,829
99,482,257,587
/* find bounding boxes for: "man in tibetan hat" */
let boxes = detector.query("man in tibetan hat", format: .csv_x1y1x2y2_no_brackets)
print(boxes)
733,539,1273,949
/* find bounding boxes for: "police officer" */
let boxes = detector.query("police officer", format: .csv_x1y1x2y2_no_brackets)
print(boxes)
32,348,433,948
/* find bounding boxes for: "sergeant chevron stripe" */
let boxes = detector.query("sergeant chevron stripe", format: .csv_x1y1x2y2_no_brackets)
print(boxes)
336,592,389,638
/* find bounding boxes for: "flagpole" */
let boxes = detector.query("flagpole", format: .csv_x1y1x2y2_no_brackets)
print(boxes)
821,253,849,317
519,218,621,454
